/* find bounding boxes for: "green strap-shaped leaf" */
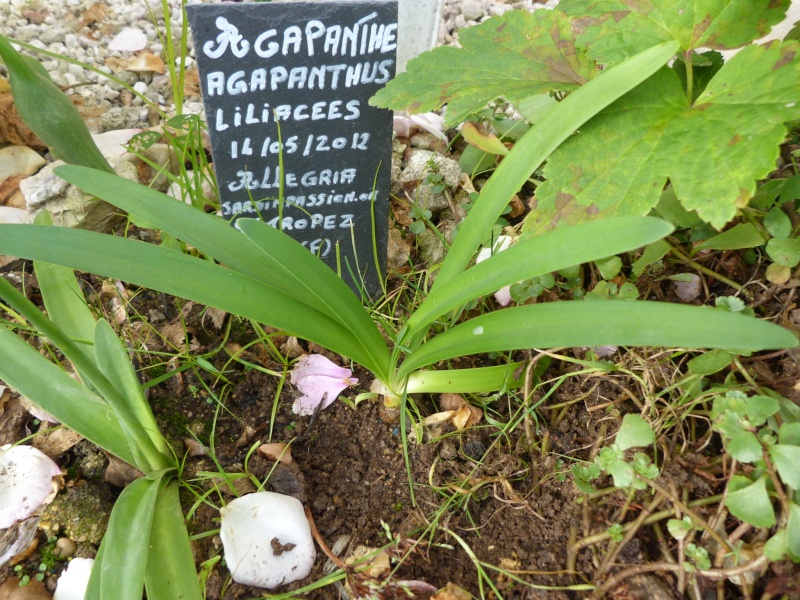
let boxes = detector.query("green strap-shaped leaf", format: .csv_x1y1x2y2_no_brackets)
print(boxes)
0,323,134,464
86,477,164,600
370,9,595,125
0,224,373,370
54,166,390,381
405,362,524,394
0,35,112,172
94,320,173,470
407,217,672,336
34,251,98,365
144,483,202,600
431,41,680,290
562,0,790,65
397,301,797,376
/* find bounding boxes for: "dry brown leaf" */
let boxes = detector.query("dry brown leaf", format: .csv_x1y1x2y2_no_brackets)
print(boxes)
183,68,202,100
0,90,47,150
0,393,29,446
183,438,206,457
32,426,83,459
440,393,482,428
432,582,472,600
257,442,293,465
235,425,258,448
0,575,51,599
105,455,143,488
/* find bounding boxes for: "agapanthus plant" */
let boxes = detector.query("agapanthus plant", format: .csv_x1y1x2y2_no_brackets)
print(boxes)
0,40,796,413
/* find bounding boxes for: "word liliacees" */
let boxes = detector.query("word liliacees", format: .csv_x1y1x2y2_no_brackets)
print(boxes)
187,1,397,294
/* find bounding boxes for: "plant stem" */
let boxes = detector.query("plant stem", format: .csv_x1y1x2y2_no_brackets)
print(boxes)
684,50,693,103
668,241,753,301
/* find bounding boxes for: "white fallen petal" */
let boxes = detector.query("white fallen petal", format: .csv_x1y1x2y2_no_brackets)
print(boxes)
220,492,315,589
0,206,32,224
108,28,148,52
17,396,59,424
54,557,95,600
92,129,142,158
0,445,61,529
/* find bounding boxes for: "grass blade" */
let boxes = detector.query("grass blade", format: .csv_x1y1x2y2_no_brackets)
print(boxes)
398,301,798,376
408,217,673,335
432,41,680,289
144,482,202,600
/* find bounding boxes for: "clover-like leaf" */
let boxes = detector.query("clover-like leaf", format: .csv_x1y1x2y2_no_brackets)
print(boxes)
788,502,800,558
561,0,790,65
725,475,775,529
615,414,655,451
607,459,635,488
745,395,780,427
769,444,800,490
726,430,763,464
526,42,800,233
370,9,595,125
667,516,693,541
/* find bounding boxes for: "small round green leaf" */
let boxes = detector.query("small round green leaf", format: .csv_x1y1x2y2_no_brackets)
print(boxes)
687,349,732,375
727,430,763,463
764,207,793,239
766,238,800,268
615,414,655,451
769,444,800,490
725,476,776,529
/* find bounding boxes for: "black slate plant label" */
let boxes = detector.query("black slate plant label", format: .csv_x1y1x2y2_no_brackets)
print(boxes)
187,1,397,296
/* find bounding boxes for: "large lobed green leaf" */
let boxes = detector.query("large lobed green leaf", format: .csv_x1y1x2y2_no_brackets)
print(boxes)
0,35,112,172
561,0,790,65
397,301,798,376
370,9,595,125
432,41,680,291
526,41,800,232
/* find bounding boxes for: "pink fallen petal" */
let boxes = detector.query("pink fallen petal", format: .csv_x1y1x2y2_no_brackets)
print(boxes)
494,285,512,306
290,355,357,416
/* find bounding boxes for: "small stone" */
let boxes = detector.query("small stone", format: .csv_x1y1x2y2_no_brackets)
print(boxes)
0,146,46,183
400,149,461,188
418,228,445,267
54,537,76,558
461,1,485,21
101,106,143,131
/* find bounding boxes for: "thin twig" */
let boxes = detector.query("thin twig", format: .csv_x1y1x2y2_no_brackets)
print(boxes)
305,506,348,570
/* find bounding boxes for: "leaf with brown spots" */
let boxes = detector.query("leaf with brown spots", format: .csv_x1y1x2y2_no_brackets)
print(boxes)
561,0,791,65
525,41,800,232
370,9,595,125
